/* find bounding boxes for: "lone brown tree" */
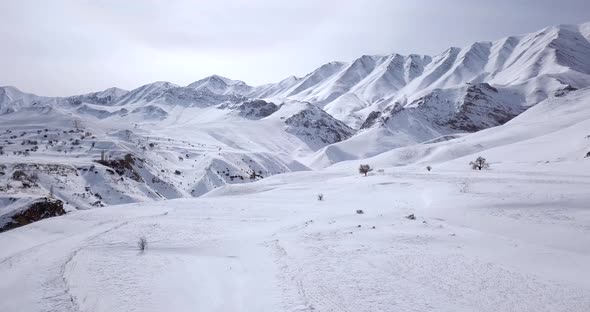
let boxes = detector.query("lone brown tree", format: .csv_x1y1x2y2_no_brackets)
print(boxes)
359,164,373,176
470,156,489,170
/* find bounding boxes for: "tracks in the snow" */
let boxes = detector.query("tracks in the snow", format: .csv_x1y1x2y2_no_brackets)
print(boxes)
60,221,131,312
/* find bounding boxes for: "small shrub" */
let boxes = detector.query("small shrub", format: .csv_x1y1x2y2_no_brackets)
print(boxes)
358,164,373,176
138,237,148,252
12,170,28,181
405,214,416,220
317,193,324,201
174,170,182,175
426,165,432,171
356,209,364,214
469,156,489,170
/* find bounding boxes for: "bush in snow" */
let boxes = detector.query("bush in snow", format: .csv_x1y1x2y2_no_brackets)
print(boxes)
470,156,489,170
317,193,324,201
138,237,148,252
358,164,373,176
12,170,28,181
585,151,590,158
426,165,432,171
12,170,37,183
356,209,364,214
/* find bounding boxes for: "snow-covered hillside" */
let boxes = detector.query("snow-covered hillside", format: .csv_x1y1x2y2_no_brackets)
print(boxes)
1,131,589,311
1,21,590,217
255,22,590,130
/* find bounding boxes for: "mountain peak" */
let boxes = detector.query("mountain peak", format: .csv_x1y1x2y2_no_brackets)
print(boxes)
187,75,251,95
188,75,246,88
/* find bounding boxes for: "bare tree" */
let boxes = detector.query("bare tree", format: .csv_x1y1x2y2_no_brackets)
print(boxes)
470,156,489,170
358,164,373,176
138,237,148,252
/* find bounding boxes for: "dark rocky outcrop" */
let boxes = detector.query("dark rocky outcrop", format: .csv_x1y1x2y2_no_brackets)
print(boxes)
217,99,279,119
284,107,355,145
0,197,66,233
555,85,578,97
95,153,143,182
360,111,382,129
236,100,279,118
444,83,519,132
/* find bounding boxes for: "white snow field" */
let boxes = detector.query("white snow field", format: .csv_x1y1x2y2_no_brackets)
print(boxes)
1,88,590,311
1,162,589,312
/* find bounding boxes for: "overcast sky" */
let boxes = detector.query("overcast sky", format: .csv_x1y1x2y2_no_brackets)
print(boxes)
1,0,589,96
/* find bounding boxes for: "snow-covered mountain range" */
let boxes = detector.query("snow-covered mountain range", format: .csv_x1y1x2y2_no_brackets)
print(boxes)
1,21,590,214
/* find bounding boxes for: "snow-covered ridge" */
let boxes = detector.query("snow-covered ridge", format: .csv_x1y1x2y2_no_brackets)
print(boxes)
5,21,590,133
1,21,590,211
3,22,590,123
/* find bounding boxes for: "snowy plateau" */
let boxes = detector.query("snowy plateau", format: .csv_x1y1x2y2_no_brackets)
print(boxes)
0,22,590,311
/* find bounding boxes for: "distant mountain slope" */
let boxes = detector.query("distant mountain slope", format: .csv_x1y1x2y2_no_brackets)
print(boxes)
188,75,253,95
1,21,590,212
327,87,590,171
254,22,590,130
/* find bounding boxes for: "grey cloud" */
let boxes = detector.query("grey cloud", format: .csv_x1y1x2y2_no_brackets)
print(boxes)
76,0,341,51
0,0,589,96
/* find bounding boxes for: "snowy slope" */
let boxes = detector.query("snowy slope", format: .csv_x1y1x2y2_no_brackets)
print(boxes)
1,142,589,311
253,22,590,130
326,87,590,171
188,75,253,95
0,92,357,209
0,86,52,114
2,20,590,210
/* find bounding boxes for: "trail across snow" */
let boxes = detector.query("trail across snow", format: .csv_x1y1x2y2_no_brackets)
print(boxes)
1,165,589,312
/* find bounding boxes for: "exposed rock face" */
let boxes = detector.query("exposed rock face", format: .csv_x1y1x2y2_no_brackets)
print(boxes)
237,100,279,118
0,197,66,233
360,111,382,129
360,103,405,129
219,99,279,119
130,105,169,120
362,83,524,134
443,83,521,132
95,153,143,182
555,85,578,97
66,87,129,106
284,106,355,146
